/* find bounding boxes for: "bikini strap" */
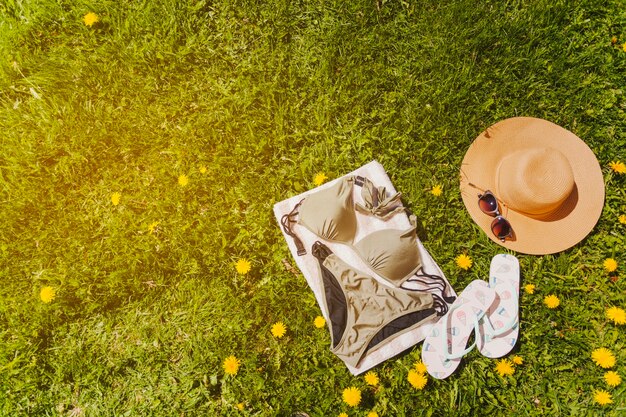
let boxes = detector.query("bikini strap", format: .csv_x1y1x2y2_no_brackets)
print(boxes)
431,293,449,316
311,241,332,261
406,267,457,305
354,176,406,220
281,200,306,256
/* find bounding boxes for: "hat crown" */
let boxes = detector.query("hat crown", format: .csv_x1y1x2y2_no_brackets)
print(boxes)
496,148,575,217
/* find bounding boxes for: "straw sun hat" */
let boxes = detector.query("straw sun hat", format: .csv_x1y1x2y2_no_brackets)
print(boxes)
459,117,605,255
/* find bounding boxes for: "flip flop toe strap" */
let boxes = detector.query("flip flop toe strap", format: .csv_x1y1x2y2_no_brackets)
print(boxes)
481,282,519,340
482,312,519,340
442,306,482,361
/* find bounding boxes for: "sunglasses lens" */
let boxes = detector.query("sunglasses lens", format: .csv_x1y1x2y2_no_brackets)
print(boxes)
491,217,512,240
478,193,498,214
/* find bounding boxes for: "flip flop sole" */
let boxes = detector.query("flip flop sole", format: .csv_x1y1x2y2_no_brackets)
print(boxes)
477,254,520,358
422,280,496,379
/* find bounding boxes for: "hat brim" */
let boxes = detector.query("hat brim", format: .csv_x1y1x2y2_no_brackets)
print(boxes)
459,117,604,255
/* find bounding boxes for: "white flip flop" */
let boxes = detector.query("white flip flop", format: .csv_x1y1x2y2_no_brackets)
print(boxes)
422,280,497,379
476,254,520,358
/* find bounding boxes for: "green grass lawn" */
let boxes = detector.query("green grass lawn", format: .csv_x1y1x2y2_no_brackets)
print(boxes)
1,0,625,415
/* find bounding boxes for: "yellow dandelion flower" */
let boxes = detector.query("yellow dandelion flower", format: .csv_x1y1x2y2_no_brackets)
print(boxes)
338,413,348,417
619,214,626,224
604,258,618,273
430,185,443,196
178,174,189,186
199,166,207,174
271,322,287,338
524,284,536,294
223,355,241,376
544,294,560,309
342,386,361,407
111,192,121,206
609,161,626,174
592,348,616,369
456,254,473,270
606,306,626,325
39,286,56,303
148,221,160,234
235,258,251,274
314,315,326,328
83,12,99,27
367,412,378,417
413,360,428,374
364,371,379,386
495,358,515,377
512,356,523,365
623,43,626,53
407,369,428,389
313,172,328,186
594,389,613,406
611,36,618,44
236,403,244,411
604,371,622,387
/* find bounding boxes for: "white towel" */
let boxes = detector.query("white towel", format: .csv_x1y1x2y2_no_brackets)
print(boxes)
273,160,456,375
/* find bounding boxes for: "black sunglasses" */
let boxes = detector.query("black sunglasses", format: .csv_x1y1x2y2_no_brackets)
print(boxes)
477,191,513,242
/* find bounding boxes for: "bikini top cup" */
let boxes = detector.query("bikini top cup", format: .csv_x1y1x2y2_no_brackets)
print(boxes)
352,227,422,285
283,176,423,287
298,176,357,244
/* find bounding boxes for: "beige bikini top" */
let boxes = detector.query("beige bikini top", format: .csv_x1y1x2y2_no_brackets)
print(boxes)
282,176,422,287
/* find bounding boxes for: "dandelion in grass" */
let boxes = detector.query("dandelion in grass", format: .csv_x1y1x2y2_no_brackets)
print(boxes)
111,192,121,206
83,12,99,27
408,369,427,389
594,389,613,406
495,358,515,377
39,286,56,303
314,315,326,328
199,165,207,174
611,36,618,44
592,348,616,369
364,371,379,386
609,161,626,174
512,356,523,365
543,294,560,309
178,174,189,187
430,185,443,196
413,360,428,374
338,413,348,417
604,371,621,387
313,172,328,186
271,322,287,338
366,412,378,417
236,403,244,411
455,254,473,270
148,221,160,234
619,214,626,224
604,258,618,273
235,258,251,275
223,355,241,376
524,284,535,294
606,306,626,325
342,386,361,407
